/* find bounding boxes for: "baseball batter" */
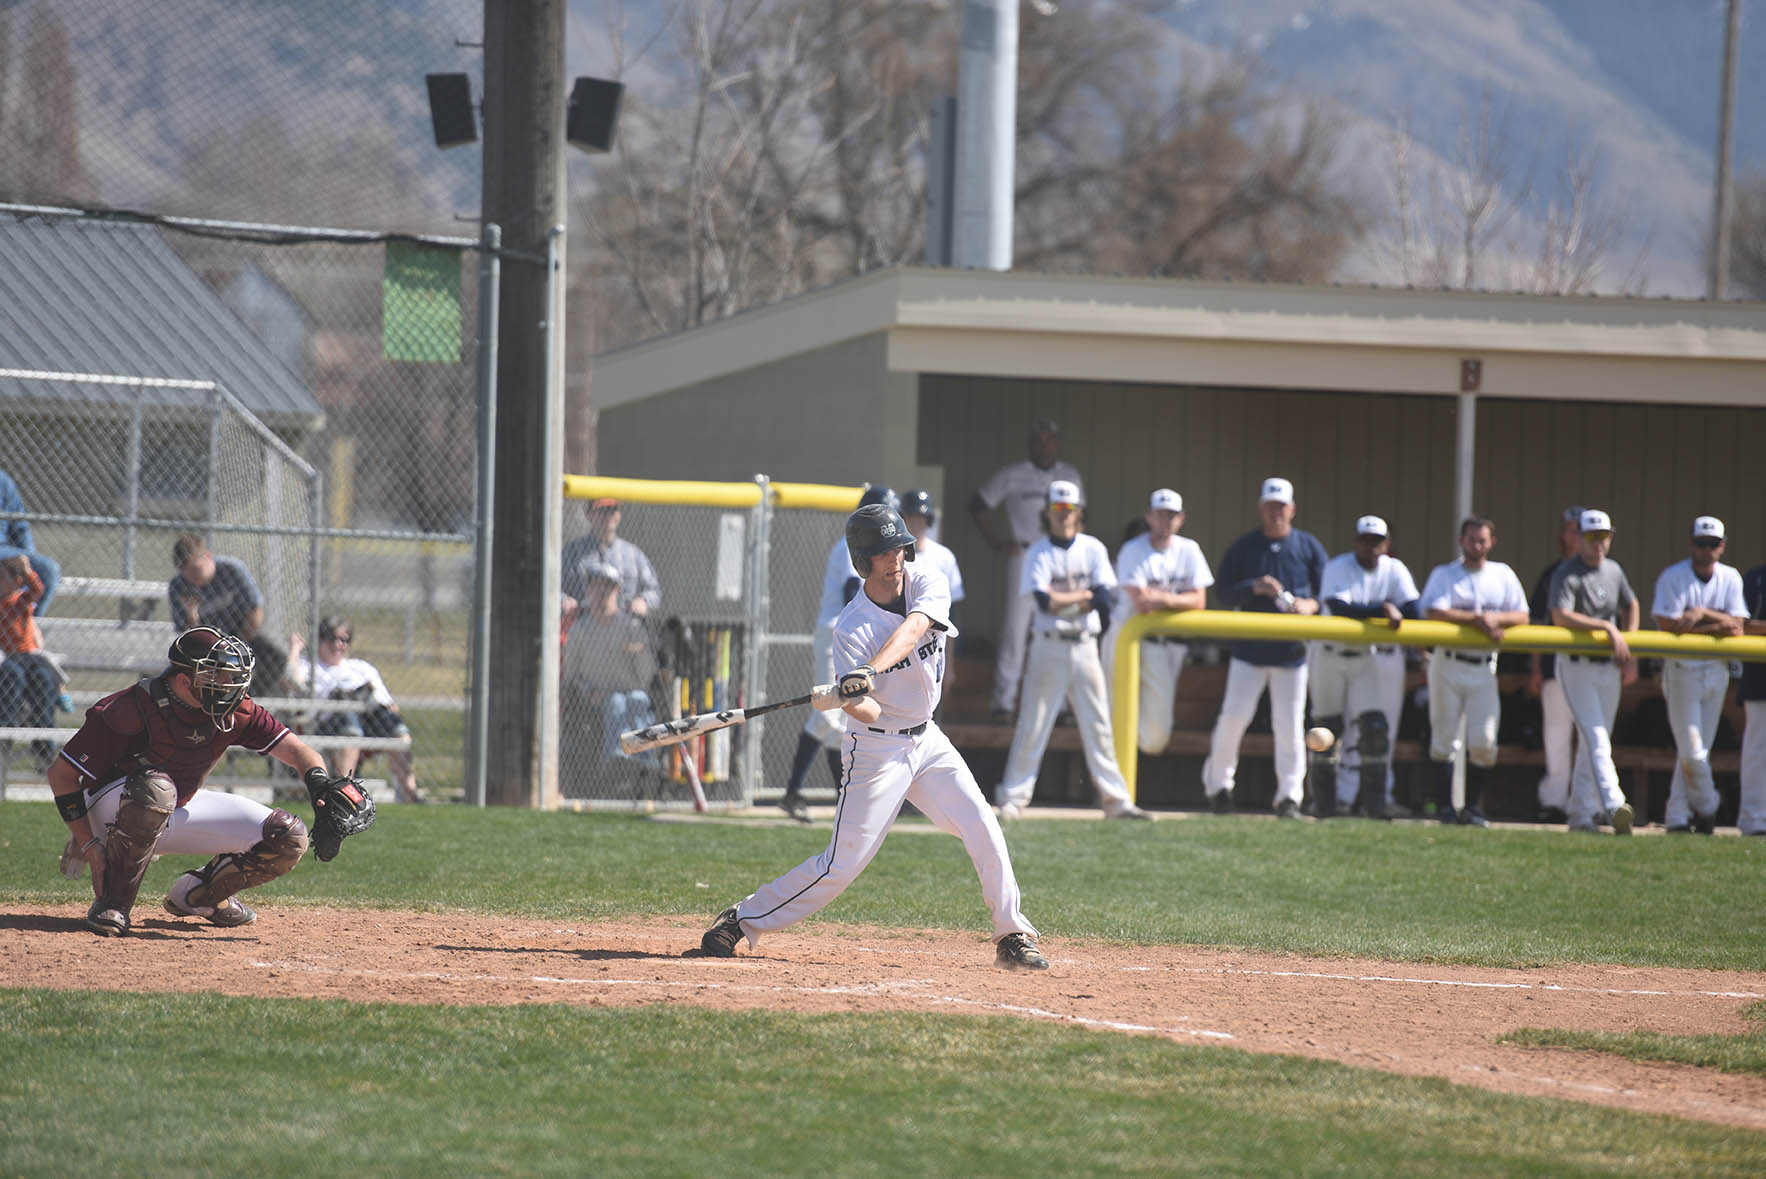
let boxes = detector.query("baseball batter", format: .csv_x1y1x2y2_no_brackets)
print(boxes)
1110,488,1212,756
970,420,1083,717
1419,516,1529,827
993,481,1148,820
1650,516,1744,833
701,503,1048,970
1311,516,1418,818
47,627,371,936
1549,509,1641,835
777,485,898,822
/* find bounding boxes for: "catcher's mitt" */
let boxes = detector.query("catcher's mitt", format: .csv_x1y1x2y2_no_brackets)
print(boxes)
304,767,376,862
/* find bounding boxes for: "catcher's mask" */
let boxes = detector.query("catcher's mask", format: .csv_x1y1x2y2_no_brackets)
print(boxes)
167,626,255,730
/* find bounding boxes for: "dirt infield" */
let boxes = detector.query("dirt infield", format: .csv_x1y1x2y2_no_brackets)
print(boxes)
5,903,1764,1129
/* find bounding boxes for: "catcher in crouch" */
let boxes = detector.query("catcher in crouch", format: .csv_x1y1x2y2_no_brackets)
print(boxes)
48,626,375,937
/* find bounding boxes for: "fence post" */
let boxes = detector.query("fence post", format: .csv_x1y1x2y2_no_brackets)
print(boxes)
742,475,774,804
467,223,501,808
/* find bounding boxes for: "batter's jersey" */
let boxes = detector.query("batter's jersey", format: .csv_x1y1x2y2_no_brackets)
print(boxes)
1213,527,1330,667
1420,559,1529,619
1320,552,1419,612
833,565,954,730
1114,533,1214,612
976,460,1084,546
815,536,862,627
58,676,290,804
914,535,965,604
1021,533,1116,637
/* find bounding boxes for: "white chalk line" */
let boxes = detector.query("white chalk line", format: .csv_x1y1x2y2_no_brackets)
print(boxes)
1154,966,1765,1001
247,959,1235,1041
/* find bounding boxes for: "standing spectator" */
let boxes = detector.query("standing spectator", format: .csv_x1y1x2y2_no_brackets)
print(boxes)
1550,509,1644,835
1419,516,1530,827
1739,561,1766,837
0,554,60,768
1203,478,1329,820
167,534,287,696
0,467,61,616
901,489,964,702
560,498,661,631
286,616,425,805
993,481,1149,821
969,420,1083,718
1528,506,1585,824
1651,516,1746,834
1109,488,1212,758
562,561,658,767
1311,516,1419,818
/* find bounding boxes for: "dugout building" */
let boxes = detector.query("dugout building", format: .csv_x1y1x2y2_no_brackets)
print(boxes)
588,268,1766,816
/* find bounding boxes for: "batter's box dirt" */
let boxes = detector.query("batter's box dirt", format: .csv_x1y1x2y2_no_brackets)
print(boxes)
4,905,1763,1129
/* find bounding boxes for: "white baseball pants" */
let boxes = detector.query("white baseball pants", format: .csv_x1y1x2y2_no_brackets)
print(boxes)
1741,700,1766,836
1127,638,1188,754
1661,660,1728,826
1204,658,1307,806
1558,657,1629,825
996,634,1135,814
1536,675,1577,813
733,724,1036,944
1427,652,1500,767
990,551,1032,713
86,778,275,856
1308,645,1388,807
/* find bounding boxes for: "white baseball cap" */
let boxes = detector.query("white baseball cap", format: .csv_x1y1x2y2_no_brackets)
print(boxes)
1149,488,1183,513
1046,480,1083,508
1693,515,1725,540
1579,508,1613,534
1354,515,1388,538
1259,477,1294,505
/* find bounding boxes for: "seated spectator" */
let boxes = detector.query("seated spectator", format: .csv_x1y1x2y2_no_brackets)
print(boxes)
562,561,658,765
0,466,61,616
286,616,424,804
561,497,661,634
0,554,61,768
168,534,287,695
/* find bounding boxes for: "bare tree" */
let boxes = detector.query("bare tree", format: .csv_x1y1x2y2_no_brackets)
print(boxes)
1730,171,1766,300
0,8,96,206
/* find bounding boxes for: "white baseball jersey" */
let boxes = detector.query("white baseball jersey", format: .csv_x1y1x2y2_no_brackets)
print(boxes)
1114,533,1214,609
1020,534,1116,637
977,460,1083,545
815,536,861,627
1652,559,1748,668
1320,552,1419,612
833,565,954,731
914,535,965,604
1419,559,1528,617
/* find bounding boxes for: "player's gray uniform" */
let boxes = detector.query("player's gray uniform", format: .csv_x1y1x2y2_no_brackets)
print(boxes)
1550,556,1641,828
723,565,1035,946
1651,557,1747,828
996,533,1138,816
1313,551,1418,808
975,459,1082,713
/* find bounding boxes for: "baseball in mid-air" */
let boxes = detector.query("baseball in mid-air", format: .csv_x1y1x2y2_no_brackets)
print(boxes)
1304,727,1335,753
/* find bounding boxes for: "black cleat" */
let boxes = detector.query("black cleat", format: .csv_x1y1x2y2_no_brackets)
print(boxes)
1273,799,1301,821
1536,806,1569,825
1691,813,1716,836
1456,807,1492,829
995,932,1050,971
85,901,129,937
701,907,744,957
778,793,812,824
1210,791,1234,815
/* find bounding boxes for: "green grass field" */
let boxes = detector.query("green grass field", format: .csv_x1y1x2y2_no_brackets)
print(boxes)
3,806,1763,1175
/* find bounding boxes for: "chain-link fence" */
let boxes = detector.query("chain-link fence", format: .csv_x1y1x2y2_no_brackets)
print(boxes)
0,210,480,800
557,478,860,810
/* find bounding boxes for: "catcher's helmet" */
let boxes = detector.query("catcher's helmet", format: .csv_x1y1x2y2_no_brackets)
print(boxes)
846,504,916,575
167,626,255,730
900,488,935,523
858,485,899,511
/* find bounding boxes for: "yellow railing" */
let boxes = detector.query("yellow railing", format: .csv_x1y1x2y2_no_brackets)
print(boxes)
562,475,865,514
1109,610,1766,801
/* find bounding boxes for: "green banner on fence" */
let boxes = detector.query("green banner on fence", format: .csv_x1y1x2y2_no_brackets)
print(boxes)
382,241,462,363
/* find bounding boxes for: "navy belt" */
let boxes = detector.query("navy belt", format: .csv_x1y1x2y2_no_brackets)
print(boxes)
1146,635,1186,645
1566,653,1611,665
1323,644,1364,658
1447,651,1495,665
1036,631,1087,642
867,721,928,736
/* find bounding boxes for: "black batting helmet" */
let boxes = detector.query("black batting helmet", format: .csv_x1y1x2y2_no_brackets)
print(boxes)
858,485,899,511
846,504,916,575
900,488,935,524
167,626,255,731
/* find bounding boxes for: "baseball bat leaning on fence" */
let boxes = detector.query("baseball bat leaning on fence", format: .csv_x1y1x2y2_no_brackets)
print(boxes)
619,684,844,755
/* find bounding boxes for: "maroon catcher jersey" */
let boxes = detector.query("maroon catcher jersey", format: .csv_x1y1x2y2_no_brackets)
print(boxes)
58,676,290,804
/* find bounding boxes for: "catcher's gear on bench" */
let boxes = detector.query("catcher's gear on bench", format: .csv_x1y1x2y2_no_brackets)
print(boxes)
305,767,375,862
1308,715,1341,818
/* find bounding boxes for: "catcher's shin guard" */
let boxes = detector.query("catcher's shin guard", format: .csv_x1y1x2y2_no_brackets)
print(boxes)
1352,711,1391,818
1308,715,1341,818
96,771,177,914
184,809,309,909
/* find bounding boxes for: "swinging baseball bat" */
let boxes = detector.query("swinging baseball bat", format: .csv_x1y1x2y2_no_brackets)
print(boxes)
618,683,844,755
